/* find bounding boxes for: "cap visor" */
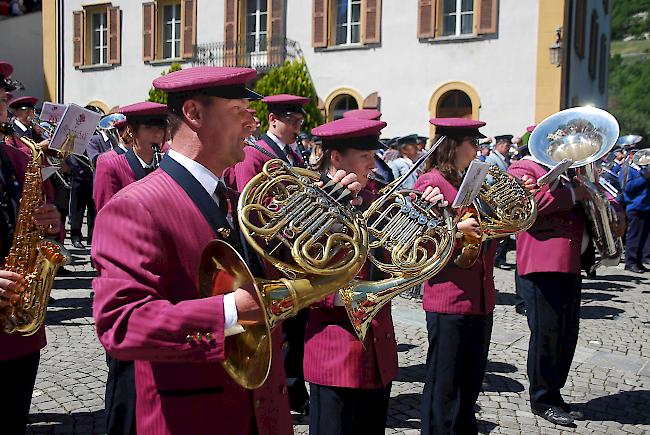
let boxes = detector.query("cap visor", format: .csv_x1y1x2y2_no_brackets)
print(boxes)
245,88,263,100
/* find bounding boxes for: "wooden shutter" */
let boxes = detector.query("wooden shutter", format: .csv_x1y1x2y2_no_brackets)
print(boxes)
107,6,121,64
417,0,435,39
224,0,239,66
477,0,497,34
181,0,197,59
363,92,379,109
142,2,156,61
73,10,85,67
361,0,381,44
312,0,328,48
574,0,586,59
269,0,285,65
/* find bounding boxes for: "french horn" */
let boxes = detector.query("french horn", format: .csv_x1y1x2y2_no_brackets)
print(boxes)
529,106,623,269
199,153,368,389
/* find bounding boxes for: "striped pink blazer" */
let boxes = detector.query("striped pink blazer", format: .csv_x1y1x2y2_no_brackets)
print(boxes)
414,169,496,315
93,152,137,211
92,169,292,435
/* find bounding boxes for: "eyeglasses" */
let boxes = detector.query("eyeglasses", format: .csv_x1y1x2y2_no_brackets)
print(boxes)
461,137,480,148
282,114,305,127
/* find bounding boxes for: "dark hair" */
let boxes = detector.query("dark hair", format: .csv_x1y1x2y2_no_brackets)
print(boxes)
423,135,462,187
166,93,213,137
314,148,349,174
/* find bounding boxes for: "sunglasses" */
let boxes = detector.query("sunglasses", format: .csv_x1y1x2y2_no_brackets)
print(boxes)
282,114,305,127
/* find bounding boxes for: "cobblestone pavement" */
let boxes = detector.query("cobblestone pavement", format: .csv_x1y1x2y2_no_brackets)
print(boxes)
26,245,650,434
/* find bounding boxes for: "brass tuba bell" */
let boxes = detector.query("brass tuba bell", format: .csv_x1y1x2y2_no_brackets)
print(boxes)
200,158,368,389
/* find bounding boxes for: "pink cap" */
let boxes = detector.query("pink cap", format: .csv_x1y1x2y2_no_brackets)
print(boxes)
152,66,261,100
119,102,168,118
0,61,13,80
9,96,38,109
311,118,386,150
526,125,536,133
262,94,309,105
342,109,382,121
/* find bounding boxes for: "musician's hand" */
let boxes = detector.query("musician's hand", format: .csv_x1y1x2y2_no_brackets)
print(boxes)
33,204,61,235
0,270,25,308
37,140,49,150
411,186,448,207
233,285,263,325
457,217,481,239
323,170,363,206
521,174,538,194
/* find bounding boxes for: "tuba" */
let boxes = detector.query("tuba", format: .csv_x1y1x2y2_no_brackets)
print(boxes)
454,165,538,268
0,136,69,335
529,106,623,270
199,155,368,389
338,136,456,342
633,149,650,166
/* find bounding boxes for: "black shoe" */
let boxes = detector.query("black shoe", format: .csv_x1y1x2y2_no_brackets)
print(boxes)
625,265,646,273
638,264,650,272
515,304,527,316
560,402,584,420
532,405,574,426
72,240,85,249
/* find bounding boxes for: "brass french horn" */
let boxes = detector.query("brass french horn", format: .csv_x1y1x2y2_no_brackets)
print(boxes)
199,155,368,389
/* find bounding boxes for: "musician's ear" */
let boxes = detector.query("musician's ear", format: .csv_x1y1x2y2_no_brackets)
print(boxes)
182,99,203,130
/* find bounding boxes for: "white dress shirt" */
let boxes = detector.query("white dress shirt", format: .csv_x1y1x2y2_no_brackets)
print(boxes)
266,130,296,164
167,149,243,336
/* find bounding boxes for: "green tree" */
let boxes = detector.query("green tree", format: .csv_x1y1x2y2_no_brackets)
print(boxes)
251,58,324,133
612,0,650,40
147,63,183,104
608,54,650,138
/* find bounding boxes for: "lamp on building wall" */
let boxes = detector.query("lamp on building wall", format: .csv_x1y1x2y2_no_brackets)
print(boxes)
549,27,563,67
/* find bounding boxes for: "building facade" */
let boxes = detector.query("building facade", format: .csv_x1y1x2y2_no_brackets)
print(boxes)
41,0,611,137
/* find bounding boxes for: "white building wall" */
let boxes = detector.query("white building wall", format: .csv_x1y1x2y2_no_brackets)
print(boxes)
565,0,610,109
0,12,45,102
288,0,540,138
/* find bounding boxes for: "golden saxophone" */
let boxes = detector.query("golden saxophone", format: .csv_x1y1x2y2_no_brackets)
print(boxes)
0,136,68,335
199,139,368,389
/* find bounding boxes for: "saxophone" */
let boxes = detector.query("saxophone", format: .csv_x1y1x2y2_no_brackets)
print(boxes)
0,136,68,335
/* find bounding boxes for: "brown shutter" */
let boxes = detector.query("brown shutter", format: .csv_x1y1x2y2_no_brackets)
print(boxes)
73,10,85,67
224,0,239,66
574,0,586,59
269,0,285,65
181,0,197,59
312,0,328,48
417,0,435,39
363,92,379,109
142,2,156,61
361,0,381,44
107,6,121,64
477,0,497,34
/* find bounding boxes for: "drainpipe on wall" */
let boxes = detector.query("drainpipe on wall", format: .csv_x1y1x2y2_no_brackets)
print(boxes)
56,0,64,103
561,0,573,109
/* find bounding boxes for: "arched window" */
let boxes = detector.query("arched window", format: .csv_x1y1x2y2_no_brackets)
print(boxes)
328,94,358,121
436,90,472,118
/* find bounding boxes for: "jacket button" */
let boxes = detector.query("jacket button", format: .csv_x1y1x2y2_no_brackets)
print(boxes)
255,399,261,408
373,337,378,343
385,333,391,339
205,332,214,342
185,334,194,342
281,386,287,395
282,341,289,351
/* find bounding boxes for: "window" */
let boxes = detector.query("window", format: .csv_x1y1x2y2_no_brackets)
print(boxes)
329,94,358,120
437,90,472,118
245,0,268,54
335,0,361,45
312,0,381,48
90,11,108,64
574,0,586,59
588,11,599,79
73,5,121,68
162,3,181,59
441,0,473,37
142,0,196,62
598,34,607,93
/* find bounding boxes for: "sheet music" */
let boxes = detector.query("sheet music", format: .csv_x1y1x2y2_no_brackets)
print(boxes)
452,160,490,208
39,102,67,124
49,104,101,156
537,158,574,186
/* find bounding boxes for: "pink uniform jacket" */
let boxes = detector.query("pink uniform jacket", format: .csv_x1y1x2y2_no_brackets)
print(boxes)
414,169,497,315
0,143,57,361
91,169,292,435
508,158,585,276
93,153,137,211
225,136,304,191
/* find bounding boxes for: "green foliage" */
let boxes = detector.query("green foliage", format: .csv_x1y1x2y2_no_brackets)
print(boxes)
612,0,650,40
147,63,183,104
608,54,650,138
251,58,324,133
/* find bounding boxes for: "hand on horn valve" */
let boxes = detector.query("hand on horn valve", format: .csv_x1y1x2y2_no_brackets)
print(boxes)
521,174,539,194
410,186,448,208
318,170,363,206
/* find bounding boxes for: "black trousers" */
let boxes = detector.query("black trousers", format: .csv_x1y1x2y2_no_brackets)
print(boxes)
625,211,650,267
105,355,136,435
309,383,391,435
69,178,96,242
514,268,525,310
421,312,493,435
282,308,309,411
518,272,581,408
0,351,40,434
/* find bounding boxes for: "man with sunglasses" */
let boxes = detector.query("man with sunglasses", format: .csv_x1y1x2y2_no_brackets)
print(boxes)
226,93,312,416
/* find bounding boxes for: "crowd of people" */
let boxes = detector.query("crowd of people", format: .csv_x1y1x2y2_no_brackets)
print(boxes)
0,59,647,435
